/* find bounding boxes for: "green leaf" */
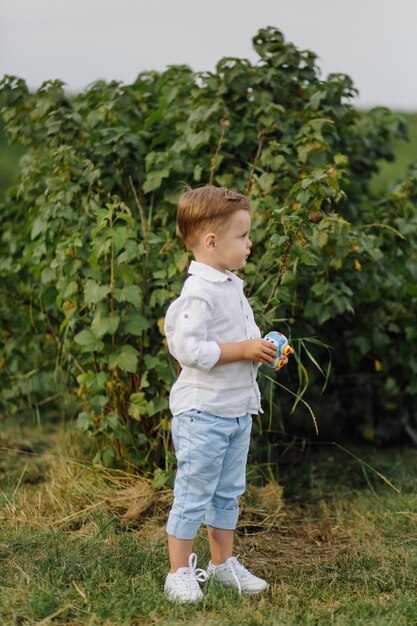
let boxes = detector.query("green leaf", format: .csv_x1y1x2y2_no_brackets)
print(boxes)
317,308,332,324
128,391,148,421
105,411,120,431
30,216,47,240
186,129,210,151
76,411,92,432
271,235,288,247
102,445,116,468
76,370,108,393
334,152,348,165
74,329,104,352
114,284,141,307
296,190,311,204
40,267,56,284
152,468,168,490
143,355,160,371
278,272,291,286
63,280,78,299
297,145,310,163
143,168,170,193
193,164,202,181
111,226,132,253
91,303,120,338
309,90,326,110
147,396,168,417
311,282,328,297
108,344,139,373
300,251,317,266
163,188,182,205
117,240,143,264
188,102,221,122
84,279,111,305
301,177,314,190
123,312,151,335
257,172,275,193
149,288,170,308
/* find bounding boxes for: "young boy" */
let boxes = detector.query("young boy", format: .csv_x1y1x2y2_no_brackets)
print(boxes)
163,185,285,603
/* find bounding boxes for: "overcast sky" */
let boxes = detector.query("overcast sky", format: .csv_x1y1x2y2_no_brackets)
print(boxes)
1,0,417,110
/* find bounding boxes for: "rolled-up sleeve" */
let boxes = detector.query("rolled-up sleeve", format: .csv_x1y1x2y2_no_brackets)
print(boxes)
165,292,221,372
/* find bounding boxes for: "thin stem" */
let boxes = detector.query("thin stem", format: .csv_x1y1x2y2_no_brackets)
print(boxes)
262,229,299,314
129,177,149,249
245,124,277,195
247,239,272,298
209,118,229,185
129,177,150,388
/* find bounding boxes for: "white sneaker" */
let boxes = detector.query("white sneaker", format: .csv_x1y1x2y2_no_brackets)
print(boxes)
164,553,208,603
207,555,268,594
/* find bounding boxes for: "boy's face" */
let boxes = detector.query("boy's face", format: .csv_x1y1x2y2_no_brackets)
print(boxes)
195,210,252,273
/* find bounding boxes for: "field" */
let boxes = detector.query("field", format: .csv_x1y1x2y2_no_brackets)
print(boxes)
369,112,417,193
1,107,417,625
1,415,417,625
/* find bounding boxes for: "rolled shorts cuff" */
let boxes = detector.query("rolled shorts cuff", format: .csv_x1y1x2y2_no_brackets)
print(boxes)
166,512,201,540
205,505,239,530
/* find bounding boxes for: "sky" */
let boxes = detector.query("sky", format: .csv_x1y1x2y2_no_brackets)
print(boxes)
1,0,417,111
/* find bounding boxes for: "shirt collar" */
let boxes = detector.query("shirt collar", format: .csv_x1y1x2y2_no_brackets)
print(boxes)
188,260,244,286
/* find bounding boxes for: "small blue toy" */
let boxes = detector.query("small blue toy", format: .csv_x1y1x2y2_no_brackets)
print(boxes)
264,331,294,369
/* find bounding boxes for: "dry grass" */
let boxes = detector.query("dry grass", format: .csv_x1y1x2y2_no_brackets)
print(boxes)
0,427,170,532
0,420,350,588
2,419,417,625
0,423,285,540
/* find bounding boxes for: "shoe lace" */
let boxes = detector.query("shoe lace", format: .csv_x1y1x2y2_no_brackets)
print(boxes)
177,553,207,592
189,552,208,584
227,555,248,595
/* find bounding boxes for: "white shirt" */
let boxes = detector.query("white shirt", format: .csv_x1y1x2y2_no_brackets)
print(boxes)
164,260,264,418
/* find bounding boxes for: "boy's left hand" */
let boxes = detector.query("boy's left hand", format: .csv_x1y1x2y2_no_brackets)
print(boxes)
274,355,288,370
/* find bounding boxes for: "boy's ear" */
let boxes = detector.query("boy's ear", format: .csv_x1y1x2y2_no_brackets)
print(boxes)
204,232,217,250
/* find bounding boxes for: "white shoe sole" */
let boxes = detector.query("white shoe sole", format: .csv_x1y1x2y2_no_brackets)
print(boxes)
209,579,269,594
164,589,204,603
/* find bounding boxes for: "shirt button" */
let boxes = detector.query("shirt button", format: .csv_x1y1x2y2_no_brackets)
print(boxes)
227,277,232,281
184,314,188,318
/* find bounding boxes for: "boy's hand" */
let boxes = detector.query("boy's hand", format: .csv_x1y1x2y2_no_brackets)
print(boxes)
275,355,288,370
242,339,280,365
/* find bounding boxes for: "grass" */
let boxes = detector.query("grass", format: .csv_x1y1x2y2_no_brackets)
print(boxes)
369,112,417,193
1,416,417,625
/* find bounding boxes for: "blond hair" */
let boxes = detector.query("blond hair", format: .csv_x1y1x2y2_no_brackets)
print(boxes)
176,185,252,251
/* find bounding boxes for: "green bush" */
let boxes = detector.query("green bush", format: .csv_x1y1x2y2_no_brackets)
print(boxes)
1,27,416,474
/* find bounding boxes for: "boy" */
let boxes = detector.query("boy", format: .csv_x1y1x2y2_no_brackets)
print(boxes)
163,185,285,602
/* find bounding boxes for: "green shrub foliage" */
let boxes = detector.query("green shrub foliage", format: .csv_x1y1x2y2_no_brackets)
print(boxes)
1,27,416,471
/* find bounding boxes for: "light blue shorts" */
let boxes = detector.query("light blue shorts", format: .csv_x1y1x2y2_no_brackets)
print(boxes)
166,409,252,540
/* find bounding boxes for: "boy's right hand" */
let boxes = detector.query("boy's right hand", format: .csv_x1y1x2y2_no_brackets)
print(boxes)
242,339,279,365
